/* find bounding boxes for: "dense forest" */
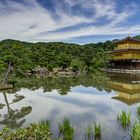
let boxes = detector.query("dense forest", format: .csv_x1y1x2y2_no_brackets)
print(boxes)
0,39,115,76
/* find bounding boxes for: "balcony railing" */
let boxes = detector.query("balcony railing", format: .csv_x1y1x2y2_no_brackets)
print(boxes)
114,45,140,50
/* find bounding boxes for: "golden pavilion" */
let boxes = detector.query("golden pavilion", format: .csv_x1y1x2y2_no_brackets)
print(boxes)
107,36,140,73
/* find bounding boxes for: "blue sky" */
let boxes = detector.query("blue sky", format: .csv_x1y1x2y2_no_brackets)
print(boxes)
0,0,140,44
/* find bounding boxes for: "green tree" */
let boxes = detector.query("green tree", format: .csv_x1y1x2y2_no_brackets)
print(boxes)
71,59,81,72
57,53,72,70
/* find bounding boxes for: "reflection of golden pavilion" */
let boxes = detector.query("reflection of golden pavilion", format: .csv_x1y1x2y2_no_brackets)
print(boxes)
107,81,140,105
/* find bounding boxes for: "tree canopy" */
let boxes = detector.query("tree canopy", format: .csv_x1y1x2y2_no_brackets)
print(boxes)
0,39,115,74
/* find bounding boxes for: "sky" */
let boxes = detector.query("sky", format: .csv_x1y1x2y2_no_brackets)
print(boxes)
0,0,140,44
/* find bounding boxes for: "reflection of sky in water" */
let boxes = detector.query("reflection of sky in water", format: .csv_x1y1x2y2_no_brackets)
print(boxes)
71,85,115,95
0,86,140,140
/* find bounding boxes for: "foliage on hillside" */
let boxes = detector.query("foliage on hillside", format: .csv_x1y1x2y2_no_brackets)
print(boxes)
134,35,140,40
0,39,115,74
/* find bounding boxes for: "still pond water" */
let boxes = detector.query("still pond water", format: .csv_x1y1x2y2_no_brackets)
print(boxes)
0,73,140,140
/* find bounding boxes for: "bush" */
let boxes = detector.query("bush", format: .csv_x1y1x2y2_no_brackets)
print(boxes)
0,122,52,140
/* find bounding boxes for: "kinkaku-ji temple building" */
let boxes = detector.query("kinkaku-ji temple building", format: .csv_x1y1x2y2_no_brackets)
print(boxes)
107,36,140,73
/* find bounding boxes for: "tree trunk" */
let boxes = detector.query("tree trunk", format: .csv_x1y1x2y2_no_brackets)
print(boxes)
2,62,12,86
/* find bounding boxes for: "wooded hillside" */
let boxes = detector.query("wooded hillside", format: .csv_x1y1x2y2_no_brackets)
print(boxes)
0,39,115,74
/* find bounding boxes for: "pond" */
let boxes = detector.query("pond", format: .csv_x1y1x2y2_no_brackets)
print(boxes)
0,73,140,140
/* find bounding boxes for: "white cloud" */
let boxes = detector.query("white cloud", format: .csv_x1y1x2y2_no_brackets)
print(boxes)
0,0,138,42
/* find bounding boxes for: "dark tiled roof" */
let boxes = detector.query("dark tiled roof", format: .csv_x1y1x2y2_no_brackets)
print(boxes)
114,36,140,43
108,49,140,53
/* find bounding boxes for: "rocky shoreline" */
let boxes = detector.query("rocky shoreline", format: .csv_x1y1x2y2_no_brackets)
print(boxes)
26,66,80,77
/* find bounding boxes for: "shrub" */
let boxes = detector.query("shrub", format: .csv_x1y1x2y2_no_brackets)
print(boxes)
0,122,52,140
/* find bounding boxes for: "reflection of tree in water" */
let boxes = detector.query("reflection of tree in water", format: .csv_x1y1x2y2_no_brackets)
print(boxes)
57,77,71,95
0,103,5,109
0,91,32,129
11,72,112,95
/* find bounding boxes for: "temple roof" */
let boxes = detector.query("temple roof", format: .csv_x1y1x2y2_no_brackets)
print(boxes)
106,81,140,94
112,96,140,105
114,36,140,44
108,48,140,53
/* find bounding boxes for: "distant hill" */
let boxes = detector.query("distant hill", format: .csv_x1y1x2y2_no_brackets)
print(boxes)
133,35,140,40
112,39,120,43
